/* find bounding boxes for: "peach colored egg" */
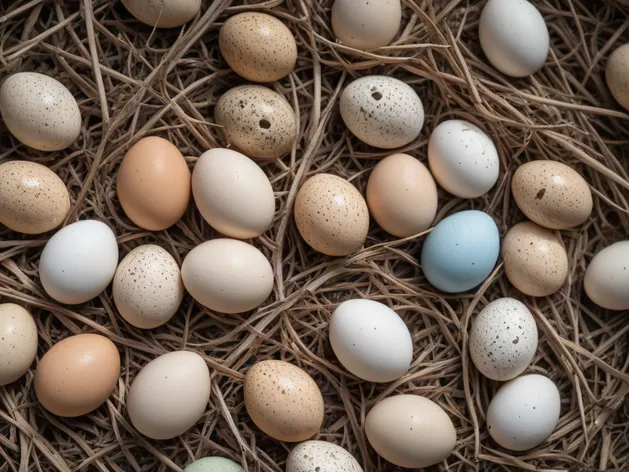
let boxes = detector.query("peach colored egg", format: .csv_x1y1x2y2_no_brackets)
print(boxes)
122,0,201,28
0,304,38,386
606,43,629,112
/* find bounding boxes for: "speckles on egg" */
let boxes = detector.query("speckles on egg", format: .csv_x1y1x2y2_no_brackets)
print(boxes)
122,0,201,28
0,303,38,386
286,441,364,472
606,43,629,112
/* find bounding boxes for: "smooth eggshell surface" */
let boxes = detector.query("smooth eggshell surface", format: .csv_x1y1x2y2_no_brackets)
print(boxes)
331,0,401,50
340,76,424,149
184,457,244,472
0,72,81,151
584,241,629,310
365,394,456,468
606,43,629,112
487,374,561,451
35,334,120,417
122,0,201,28
244,360,324,442
0,161,70,234
294,173,369,256
127,351,211,439
286,441,363,472
0,304,38,386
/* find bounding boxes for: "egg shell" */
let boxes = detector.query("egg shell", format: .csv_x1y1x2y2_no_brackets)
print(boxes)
34,334,120,417
127,351,210,439
191,148,275,239
184,457,244,472
420,210,500,293
244,360,324,442
181,239,273,314
502,221,568,297
606,43,629,111
0,304,38,386
0,72,81,151
331,0,401,50
215,85,297,160
340,76,424,149
584,241,629,310
122,0,201,28
294,173,369,256
39,220,119,304
286,441,363,472
330,299,413,383
0,161,70,234
366,153,438,238
470,298,538,381
365,394,456,468
219,12,297,83
427,119,500,199
487,374,561,451
113,245,184,329
479,0,549,77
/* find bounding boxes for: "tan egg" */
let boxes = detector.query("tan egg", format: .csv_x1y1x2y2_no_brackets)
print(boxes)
219,12,297,82
0,161,70,234
0,304,38,386
512,160,592,230
117,136,191,231
366,153,437,237
502,221,568,297
294,173,369,256
606,43,629,111
215,85,297,160
122,0,202,28
244,360,324,442
34,334,120,417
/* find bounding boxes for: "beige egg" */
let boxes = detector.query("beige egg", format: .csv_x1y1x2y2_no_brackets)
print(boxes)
584,241,629,310
0,304,38,386
215,85,297,160
294,173,369,256
219,12,297,83
512,160,592,230
122,0,202,28
502,221,568,297
244,360,324,442
606,43,629,111
332,0,401,50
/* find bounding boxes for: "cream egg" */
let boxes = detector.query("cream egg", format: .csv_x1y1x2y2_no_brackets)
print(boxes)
122,0,201,28
584,241,629,310
0,304,38,386
184,457,244,472
606,43,629,112
331,0,401,50
287,441,363,472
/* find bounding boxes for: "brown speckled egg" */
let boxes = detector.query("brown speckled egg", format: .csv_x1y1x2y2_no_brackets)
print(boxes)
287,441,364,472
219,12,297,83
122,0,201,28
0,161,70,234
502,221,568,297
606,43,629,111
244,360,324,442
512,161,592,230
0,304,38,386
294,173,369,256
215,85,297,160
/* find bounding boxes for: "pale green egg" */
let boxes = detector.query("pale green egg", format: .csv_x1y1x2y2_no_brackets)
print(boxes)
184,457,244,472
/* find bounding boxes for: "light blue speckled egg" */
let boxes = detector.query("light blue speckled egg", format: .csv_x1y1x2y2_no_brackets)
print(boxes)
420,210,500,293
184,457,244,472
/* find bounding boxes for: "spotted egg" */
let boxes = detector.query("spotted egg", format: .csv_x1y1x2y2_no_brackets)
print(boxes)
287,441,363,472
0,304,38,386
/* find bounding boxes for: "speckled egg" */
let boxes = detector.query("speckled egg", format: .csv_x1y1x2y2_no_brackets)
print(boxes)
332,0,401,50
584,241,629,310
0,161,70,234
470,298,538,381
606,43,629,111
0,72,81,151
244,360,324,442
287,441,364,472
215,85,297,160
184,457,244,472
502,221,568,297
0,304,38,386
512,161,592,230
294,173,369,256
219,12,297,83
122,0,201,28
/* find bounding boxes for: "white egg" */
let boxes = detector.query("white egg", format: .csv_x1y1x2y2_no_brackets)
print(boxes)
287,441,363,472
487,374,561,451
470,298,538,381
331,0,401,50
584,241,629,310
428,119,499,199
329,299,413,383
39,220,119,304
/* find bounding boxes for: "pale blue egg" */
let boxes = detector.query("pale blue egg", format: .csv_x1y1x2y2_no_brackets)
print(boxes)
421,210,500,293
184,457,244,472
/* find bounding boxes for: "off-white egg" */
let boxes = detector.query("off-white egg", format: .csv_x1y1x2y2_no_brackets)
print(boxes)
606,43,629,112
0,304,38,386
122,0,201,28
331,0,401,50
584,241,629,310
287,441,363,472
185,457,244,472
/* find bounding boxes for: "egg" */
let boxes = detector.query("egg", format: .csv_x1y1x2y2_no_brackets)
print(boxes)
39,220,119,304
365,394,456,468
502,221,568,297
215,85,297,160
0,72,81,151
191,148,275,239
470,298,538,381
330,299,412,383
606,43,629,111
244,360,324,442
427,119,500,199
584,241,629,310
181,239,273,314
34,334,120,417
340,76,424,149
122,0,201,28
219,12,297,83
479,0,549,77
0,304,38,386
421,210,500,293
331,0,401,50
487,374,561,451
112,245,184,329
294,173,369,256
0,161,70,234
366,153,437,237
184,457,244,472
127,351,211,439
287,441,363,472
